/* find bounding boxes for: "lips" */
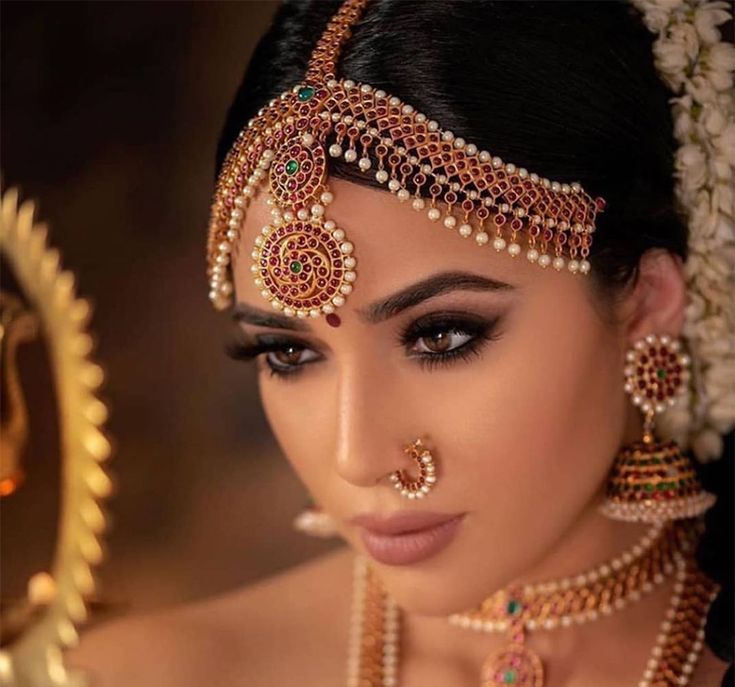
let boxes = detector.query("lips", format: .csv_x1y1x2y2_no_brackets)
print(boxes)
351,511,466,566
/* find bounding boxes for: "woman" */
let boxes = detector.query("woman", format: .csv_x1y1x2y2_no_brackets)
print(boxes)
69,1,734,685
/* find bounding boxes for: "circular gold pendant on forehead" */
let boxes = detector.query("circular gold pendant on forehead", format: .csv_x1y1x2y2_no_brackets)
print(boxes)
253,219,356,317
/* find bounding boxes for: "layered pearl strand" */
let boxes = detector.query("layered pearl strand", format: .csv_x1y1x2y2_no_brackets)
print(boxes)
346,519,719,687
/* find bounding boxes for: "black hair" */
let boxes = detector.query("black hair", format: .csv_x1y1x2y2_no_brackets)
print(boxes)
216,2,733,681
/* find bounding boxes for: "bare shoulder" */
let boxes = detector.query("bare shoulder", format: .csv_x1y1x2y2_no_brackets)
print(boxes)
691,646,730,687
66,546,355,687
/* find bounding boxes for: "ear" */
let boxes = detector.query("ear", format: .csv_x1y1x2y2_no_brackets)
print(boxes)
618,249,687,345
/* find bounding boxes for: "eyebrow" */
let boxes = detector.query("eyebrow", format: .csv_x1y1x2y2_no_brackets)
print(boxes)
232,270,515,331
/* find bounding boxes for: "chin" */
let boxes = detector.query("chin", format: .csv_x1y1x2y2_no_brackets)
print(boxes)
370,559,511,617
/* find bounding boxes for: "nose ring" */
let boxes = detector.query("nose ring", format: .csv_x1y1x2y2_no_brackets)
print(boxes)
389,438,438,499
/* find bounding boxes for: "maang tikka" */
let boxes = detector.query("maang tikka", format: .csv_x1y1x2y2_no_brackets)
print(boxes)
600,333,716,522
205,0,607,319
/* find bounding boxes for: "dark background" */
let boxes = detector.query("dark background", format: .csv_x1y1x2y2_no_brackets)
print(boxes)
1,0,339,620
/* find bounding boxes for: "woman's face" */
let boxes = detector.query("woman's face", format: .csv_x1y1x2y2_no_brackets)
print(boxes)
231,178,632,614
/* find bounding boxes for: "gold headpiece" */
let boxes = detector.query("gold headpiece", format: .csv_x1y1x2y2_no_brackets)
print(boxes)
206,0,607,319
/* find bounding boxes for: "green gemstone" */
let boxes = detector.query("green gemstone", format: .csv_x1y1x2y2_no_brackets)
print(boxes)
285,159,299,175
503,670,517,684
506,599,522,616
656,368,667,379
644,483,655,492
290,261,303,274
297,86,315,102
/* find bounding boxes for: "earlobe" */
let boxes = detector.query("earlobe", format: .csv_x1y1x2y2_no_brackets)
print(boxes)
623,249,687,344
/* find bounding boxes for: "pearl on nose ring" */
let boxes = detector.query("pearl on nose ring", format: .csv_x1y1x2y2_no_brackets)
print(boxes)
389,438,438,499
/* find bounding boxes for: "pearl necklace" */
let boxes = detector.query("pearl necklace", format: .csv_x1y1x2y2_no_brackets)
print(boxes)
346,520,719,687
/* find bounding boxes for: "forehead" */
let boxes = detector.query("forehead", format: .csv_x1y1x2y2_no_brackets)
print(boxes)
231,177,546,311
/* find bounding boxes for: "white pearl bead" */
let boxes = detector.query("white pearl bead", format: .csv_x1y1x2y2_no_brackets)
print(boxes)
332,229,345,240
475,231,489,245
388,179,400,192
412,198,425,211
324,219,336,230
538,254,552,268
397,189,410,201
552,256,566,271
526,248,539,262
340,242,354,254
329,144,342,157
297,208,309,220
458,224,472,237
507,242,521,257
427,208,441,221
311,204,325,217
301,133,314,146
443,215,457,229
358,157,371,171
320,191,334,205
344,149,357,162
376,170,389,183
492,237,506,251
568,259,580,273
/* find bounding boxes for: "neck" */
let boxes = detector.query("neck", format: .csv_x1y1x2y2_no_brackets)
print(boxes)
398,507,679,685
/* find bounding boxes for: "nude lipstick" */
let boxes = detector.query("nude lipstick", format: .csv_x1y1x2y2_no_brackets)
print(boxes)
351,511,466,566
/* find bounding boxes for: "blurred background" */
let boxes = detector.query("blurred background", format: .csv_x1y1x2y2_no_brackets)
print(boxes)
1,0,341,623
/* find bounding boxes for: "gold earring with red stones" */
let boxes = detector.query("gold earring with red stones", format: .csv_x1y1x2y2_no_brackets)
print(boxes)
390,438,438,499
600,333,716,523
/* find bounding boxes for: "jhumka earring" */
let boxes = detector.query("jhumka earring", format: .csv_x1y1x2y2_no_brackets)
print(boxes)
389,438,438,499
600,333,716,523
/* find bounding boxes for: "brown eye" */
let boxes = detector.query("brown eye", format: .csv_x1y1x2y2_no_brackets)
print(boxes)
272,345,305,366
414,330,473,355
420,332,452,353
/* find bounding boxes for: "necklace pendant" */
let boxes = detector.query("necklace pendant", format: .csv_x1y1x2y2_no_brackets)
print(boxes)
480,616,544,687
480,641,544,687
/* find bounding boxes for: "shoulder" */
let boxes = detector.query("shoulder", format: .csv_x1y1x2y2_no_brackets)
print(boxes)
690,646,731,687
66,546,355,687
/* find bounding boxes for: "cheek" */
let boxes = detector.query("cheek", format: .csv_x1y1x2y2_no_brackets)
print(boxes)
435,286,627,582
258,374,336,495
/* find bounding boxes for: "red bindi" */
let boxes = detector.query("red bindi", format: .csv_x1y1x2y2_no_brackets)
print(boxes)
326,313,341,328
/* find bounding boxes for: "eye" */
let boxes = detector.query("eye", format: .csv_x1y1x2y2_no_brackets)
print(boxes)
225,335,322,379
400,312,503,370
412,329,473,355
265,345,320,371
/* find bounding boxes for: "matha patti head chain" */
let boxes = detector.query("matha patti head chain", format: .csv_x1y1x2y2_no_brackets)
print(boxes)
206,0,607,324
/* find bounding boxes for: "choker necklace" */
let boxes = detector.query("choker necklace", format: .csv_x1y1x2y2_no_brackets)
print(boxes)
346,519,719,687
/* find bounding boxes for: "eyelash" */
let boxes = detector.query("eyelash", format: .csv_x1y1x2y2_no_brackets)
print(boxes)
226,314,502,380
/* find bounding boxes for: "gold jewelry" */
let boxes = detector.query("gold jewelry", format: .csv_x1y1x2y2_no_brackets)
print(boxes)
206,0,607,314
347,519,719,687
0,188,113,687
389,439,437,499
600,334,716,523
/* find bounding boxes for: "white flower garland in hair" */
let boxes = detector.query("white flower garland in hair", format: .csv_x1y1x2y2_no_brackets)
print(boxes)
630,0,735,462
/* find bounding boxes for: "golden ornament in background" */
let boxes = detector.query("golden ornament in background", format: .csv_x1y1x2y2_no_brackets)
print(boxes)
0,187,113,687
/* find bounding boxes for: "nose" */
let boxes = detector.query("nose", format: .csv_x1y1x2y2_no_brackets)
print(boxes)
333,361,406,488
